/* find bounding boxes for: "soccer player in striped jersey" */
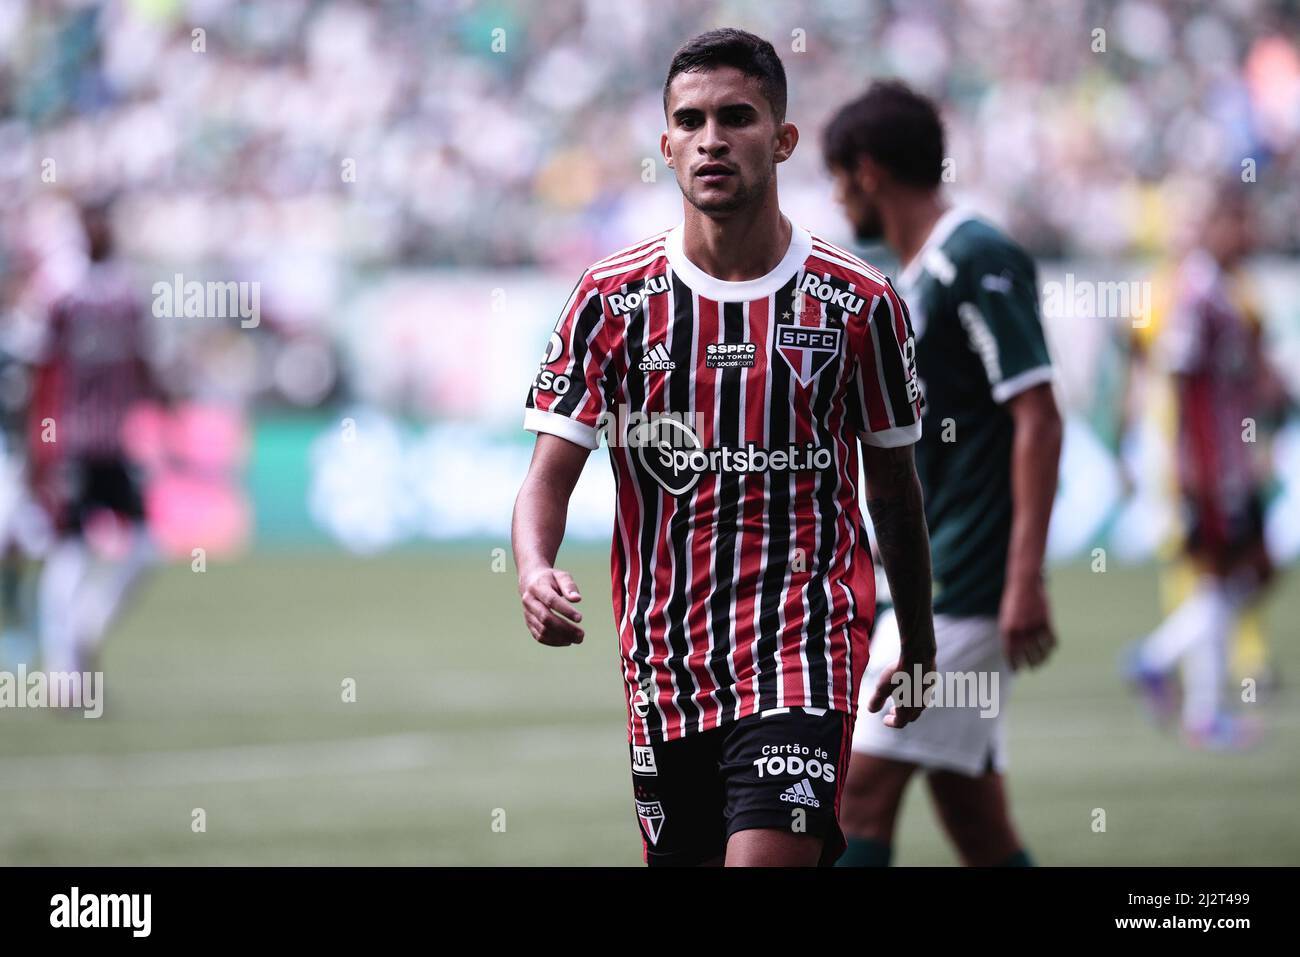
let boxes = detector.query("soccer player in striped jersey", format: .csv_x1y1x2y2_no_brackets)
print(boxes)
823,81,1063,866
29,197,158,685
513,30,935,867
1126,185,1279,750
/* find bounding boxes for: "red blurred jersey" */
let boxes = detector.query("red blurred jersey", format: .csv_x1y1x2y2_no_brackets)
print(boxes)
33,262,148,462
524,223,922,745
1161,250,1263,518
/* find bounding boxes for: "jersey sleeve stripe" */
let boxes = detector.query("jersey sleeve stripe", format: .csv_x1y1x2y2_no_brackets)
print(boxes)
856,296,893,433
858,421,922,448
809,238,888,284
523,407,601,449
590,228,673,269
872,285,918,427
552,292,607,418
809,254,885,291
592,246,668,281
990,365,1054,404
806,249,887,291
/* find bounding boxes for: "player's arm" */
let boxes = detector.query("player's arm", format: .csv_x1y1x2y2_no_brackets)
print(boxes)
854,280,934,728
512,431,591,647
1001,382,1062,670
862,443,937,728
960,245,1060,670
515,269,610,646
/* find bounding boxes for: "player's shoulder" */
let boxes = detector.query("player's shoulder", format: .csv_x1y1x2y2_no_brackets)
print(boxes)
579,228,674,291
945,214,1034,281
802,230,906,332
803,229,893,296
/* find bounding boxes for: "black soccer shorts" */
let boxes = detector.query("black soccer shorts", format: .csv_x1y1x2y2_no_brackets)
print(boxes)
628,706,853,867
63,456,145,533
1184,489,1265,563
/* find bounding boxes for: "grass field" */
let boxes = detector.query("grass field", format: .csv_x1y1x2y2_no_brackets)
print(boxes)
0,548,1296,865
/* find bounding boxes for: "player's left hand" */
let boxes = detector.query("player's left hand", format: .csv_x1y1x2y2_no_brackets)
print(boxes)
867,653,937,729
999,574,1056,671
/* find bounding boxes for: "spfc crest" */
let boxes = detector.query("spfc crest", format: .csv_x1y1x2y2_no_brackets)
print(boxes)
776,294,842,386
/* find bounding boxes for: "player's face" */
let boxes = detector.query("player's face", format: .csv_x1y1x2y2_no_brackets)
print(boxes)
661,67,795,216
830,164,883,241
1206,198,1254,267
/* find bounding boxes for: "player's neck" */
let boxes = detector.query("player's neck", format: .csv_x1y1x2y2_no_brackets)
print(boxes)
888,192,950,274
680,193,792,283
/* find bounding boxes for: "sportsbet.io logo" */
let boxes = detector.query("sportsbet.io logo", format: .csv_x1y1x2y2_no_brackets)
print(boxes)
630,417,832,496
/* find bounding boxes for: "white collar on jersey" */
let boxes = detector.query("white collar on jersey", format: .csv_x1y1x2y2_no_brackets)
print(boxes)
897,205,976,290
664,218,813,301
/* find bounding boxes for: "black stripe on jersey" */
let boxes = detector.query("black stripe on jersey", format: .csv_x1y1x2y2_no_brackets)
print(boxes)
624,283,664,739
802,298,843,708
610,462,629,635
552,293,605,418
755,274,800,705
874,283,915,426
526,276,583,412
660,275,704,732
704,295,744,723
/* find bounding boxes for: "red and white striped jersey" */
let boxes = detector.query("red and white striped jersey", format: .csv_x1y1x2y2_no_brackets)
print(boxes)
37,263,148,459
1161,250,1264,512
524,222,922,745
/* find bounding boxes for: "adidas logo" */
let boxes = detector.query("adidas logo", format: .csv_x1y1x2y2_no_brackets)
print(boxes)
779,778,821,808
638,343,676,371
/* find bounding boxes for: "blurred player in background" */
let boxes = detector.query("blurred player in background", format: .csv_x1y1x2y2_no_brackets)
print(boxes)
514,30,933,866
824,81,1063,866
1121,261,1278,703
1125,184,1284,750
28,196,160,684
0,260,51,667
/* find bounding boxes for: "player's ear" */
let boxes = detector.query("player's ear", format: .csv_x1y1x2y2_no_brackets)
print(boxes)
661,130,674,169
774,122,798,164
855,155,884,197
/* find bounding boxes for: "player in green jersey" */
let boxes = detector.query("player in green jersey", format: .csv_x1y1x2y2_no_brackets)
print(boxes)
823,81,1063,866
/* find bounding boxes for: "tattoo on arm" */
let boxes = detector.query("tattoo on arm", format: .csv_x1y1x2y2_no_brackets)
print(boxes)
865,447,936,662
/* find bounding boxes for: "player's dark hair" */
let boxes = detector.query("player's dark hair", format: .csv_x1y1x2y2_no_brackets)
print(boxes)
663,29,787,123
77,190,118,262
822,79,945,188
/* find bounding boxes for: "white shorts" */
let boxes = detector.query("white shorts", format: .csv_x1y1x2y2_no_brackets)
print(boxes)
851,609,1010,777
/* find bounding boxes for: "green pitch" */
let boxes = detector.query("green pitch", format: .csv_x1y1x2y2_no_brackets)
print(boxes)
0,548,1296,865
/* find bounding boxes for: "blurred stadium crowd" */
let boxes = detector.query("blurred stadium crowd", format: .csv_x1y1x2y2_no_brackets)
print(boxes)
4,0,1299,278
0,0,1296,549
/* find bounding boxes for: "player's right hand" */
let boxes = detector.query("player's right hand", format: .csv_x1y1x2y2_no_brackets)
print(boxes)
519,568,585,647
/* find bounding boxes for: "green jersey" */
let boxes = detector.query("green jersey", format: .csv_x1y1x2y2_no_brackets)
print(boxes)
897,209,1052,617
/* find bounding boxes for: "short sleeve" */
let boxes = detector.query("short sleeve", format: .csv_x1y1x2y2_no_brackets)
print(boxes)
958,248,1053,403
853,279,923,448
523,273,610,450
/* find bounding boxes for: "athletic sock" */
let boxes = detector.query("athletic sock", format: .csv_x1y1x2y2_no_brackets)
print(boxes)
1182,579,1244,728
1138,583,1218,673
38,538,92,674
837,836,892,867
